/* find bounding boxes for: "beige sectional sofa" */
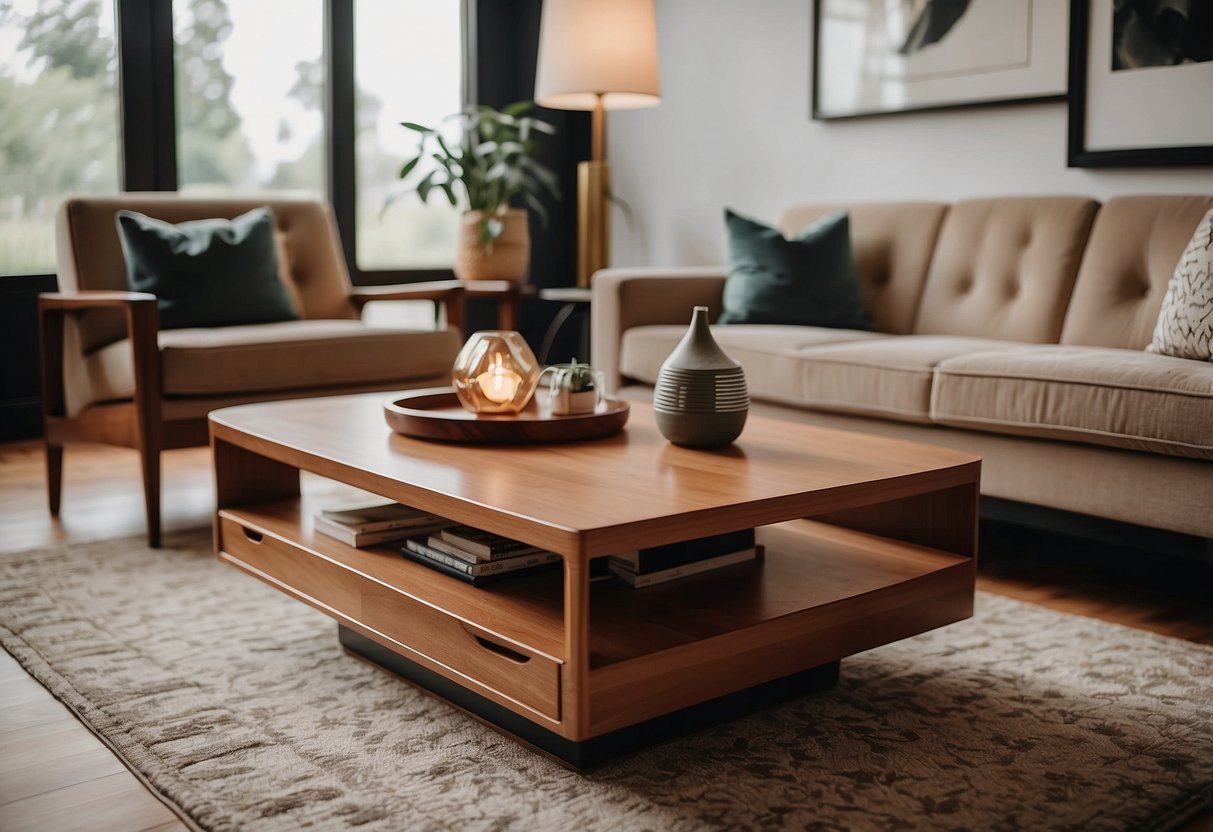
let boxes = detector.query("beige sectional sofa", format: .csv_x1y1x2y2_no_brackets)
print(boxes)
592,195,1213,540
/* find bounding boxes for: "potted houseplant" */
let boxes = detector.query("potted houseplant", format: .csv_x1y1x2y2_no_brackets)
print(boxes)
398,101,560,281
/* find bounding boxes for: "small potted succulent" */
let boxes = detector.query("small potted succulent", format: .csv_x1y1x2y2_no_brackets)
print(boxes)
397,101,560,281
545,359,602,415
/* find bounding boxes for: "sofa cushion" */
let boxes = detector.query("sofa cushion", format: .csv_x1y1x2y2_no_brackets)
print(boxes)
619,324,887,405
719,209,870,329
1147,207,1213,361
932,346,1213,460
1061,195,1213,350
912,197,1099,343
85,320,461,400
116,207,299,330
777,202,948,334
793,336,1027,423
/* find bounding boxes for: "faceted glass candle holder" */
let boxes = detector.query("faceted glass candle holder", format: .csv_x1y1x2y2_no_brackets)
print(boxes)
451,330,541,414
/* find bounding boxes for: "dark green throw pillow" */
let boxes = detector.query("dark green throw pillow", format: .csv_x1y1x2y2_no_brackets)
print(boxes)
719,208,871,329
116,207,298,330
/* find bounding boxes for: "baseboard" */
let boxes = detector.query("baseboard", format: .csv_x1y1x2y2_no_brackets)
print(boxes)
980,497,1209,561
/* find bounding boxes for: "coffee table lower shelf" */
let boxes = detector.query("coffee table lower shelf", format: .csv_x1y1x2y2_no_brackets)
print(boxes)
339,624,840,769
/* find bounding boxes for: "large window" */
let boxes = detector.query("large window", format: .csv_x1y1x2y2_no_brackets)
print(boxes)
0,0,468,281
173,0,325,196
355,0,463,270
0,0,121,275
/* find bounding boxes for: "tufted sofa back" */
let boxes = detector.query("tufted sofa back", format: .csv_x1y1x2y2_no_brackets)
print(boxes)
910,196,1100,343
1060,195,1213,350
56,194,358,353
778,201,948,334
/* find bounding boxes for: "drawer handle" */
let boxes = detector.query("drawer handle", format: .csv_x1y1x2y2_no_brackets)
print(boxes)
242,528,264,543
472,635,531,664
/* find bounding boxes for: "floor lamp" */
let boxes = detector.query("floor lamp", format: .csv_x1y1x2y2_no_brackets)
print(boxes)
534,0,661,288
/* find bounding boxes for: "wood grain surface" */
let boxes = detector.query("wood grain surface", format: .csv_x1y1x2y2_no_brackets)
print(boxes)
211,394,981,559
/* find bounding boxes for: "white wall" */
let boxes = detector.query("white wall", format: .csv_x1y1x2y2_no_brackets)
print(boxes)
606,0,1213,268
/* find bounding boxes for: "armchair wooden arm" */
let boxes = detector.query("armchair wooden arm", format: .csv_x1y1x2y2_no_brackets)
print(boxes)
347,280,466,334
39,291,162,420
39,290,165,537
39,290,158,309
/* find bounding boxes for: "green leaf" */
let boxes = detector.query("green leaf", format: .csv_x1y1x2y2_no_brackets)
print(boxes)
438,181,457,207
416,170,437,202
400,121,434,133
479,215,504,252
434,133,456,161
523,192,550,228
398,155,422,180
502,100,533,117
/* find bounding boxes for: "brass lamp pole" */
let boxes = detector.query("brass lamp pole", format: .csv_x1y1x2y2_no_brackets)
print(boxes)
578,94,609,290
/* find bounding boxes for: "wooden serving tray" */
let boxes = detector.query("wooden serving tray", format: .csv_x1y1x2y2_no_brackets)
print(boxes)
384,389,630,443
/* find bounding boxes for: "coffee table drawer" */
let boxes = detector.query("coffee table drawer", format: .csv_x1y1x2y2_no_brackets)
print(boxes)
218,515,561,721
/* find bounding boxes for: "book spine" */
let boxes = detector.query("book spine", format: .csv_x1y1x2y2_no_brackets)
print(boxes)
619,529,758,573
399,546,475,584
353,515,447,534
423,536,485,564
352,522,446,547
404,540,475,573
438,528,542,560
313,518,357,546
610,547,760,587
405,540,559,577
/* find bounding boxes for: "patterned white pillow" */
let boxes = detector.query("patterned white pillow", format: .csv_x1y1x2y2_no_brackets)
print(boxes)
1148,207,1213,363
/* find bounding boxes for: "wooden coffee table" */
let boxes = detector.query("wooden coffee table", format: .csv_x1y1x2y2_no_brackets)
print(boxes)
209,393,980,767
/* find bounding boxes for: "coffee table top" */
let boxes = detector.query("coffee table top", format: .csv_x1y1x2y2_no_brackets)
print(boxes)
210,391,980,557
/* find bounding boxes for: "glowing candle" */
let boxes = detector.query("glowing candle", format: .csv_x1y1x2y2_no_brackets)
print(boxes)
475,352,522,404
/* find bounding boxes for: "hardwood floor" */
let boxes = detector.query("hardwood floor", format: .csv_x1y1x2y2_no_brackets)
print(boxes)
1,439,1209,830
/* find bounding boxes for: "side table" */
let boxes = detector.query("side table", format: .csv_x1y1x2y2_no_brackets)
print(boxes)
538,287,592,364
463,280,537,331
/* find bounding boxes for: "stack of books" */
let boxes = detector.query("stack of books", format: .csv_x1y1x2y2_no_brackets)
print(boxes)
313,502,449,548
402,525,561,586
607,528,761,587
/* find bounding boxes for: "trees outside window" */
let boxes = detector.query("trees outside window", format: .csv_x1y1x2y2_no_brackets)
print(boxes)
0,0,121,275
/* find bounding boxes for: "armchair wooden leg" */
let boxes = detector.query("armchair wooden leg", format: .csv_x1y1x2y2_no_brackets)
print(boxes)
140,443,162,548
46,441,63,516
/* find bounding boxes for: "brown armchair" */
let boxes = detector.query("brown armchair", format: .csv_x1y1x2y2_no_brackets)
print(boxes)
41,194,467,546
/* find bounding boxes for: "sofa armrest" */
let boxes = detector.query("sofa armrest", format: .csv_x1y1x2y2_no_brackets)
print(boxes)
591,267,727,393
38,291,162,423
348,280,466,334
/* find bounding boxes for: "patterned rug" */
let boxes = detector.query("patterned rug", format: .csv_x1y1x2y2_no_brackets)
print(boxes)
1,531,1210,832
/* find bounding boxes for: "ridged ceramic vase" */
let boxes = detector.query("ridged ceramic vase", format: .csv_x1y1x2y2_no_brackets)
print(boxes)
653,306,749,447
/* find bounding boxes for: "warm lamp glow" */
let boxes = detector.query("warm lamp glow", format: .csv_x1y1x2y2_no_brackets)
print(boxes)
475,353,522,404
534,0,661,113
451,331,541,415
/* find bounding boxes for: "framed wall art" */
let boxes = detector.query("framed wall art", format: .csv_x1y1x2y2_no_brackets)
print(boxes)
1068,0,1213,167
812,0,1069,120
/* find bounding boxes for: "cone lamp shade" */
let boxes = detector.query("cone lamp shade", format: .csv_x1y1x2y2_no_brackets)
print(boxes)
534,0,660,287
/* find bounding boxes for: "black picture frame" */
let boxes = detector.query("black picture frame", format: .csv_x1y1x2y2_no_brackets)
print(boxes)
1067,0,1213,167
811,0,1068,121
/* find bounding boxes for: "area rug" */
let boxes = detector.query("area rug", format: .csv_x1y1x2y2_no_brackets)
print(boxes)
1,532,1210,832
